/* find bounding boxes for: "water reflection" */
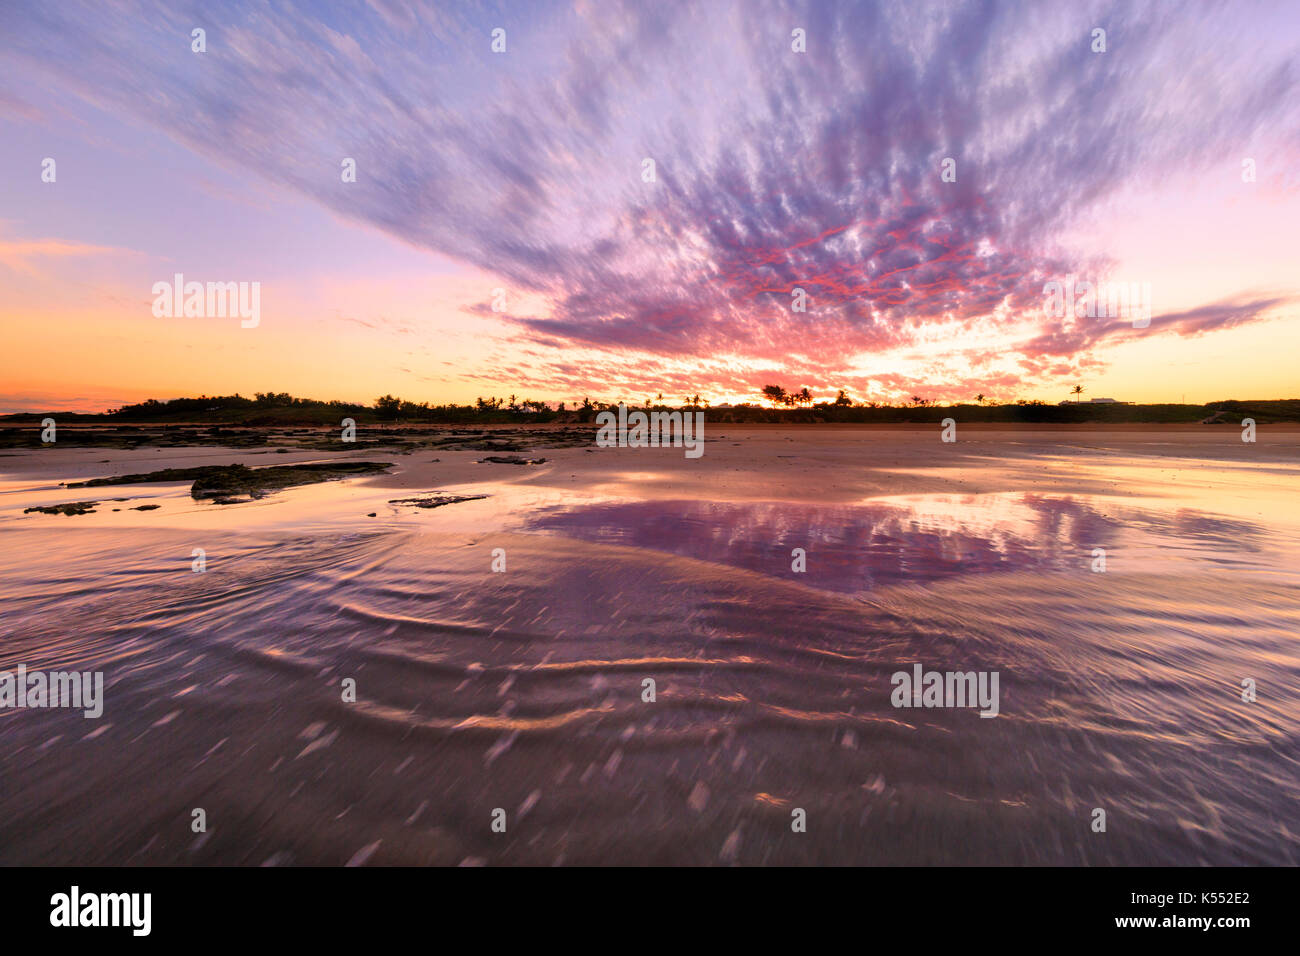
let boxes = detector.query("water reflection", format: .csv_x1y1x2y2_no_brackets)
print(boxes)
3,472,1298,865
526,493,1277,593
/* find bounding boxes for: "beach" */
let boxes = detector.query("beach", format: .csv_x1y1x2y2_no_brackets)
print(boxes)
1,425,1298,865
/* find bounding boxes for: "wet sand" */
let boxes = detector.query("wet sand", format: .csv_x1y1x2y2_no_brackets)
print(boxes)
5,422,1298,510
1,426,1298,865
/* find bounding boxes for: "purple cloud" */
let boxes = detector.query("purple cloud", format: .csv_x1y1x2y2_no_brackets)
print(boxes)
2,0,1298,398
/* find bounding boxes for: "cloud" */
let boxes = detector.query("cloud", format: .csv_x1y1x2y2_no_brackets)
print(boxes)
0,236,145,275
2,0,1298,398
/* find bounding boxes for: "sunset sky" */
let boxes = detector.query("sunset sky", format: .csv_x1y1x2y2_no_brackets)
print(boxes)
1,0,1298,413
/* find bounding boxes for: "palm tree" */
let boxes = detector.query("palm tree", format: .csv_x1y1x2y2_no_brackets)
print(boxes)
975,393,985,406
1071,385,1084,403
798,387,812,407
761,385,787,407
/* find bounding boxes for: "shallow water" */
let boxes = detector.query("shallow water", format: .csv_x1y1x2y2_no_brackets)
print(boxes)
525,491,1290,592
1,453,1298,865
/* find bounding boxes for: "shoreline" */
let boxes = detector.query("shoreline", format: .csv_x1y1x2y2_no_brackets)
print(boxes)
3,425,1297,525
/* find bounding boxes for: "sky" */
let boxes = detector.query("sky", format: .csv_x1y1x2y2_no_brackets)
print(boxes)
1,0,1298,413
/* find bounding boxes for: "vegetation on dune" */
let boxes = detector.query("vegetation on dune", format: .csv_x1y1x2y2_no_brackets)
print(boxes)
741,388,1300,424
4,390,1300,430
